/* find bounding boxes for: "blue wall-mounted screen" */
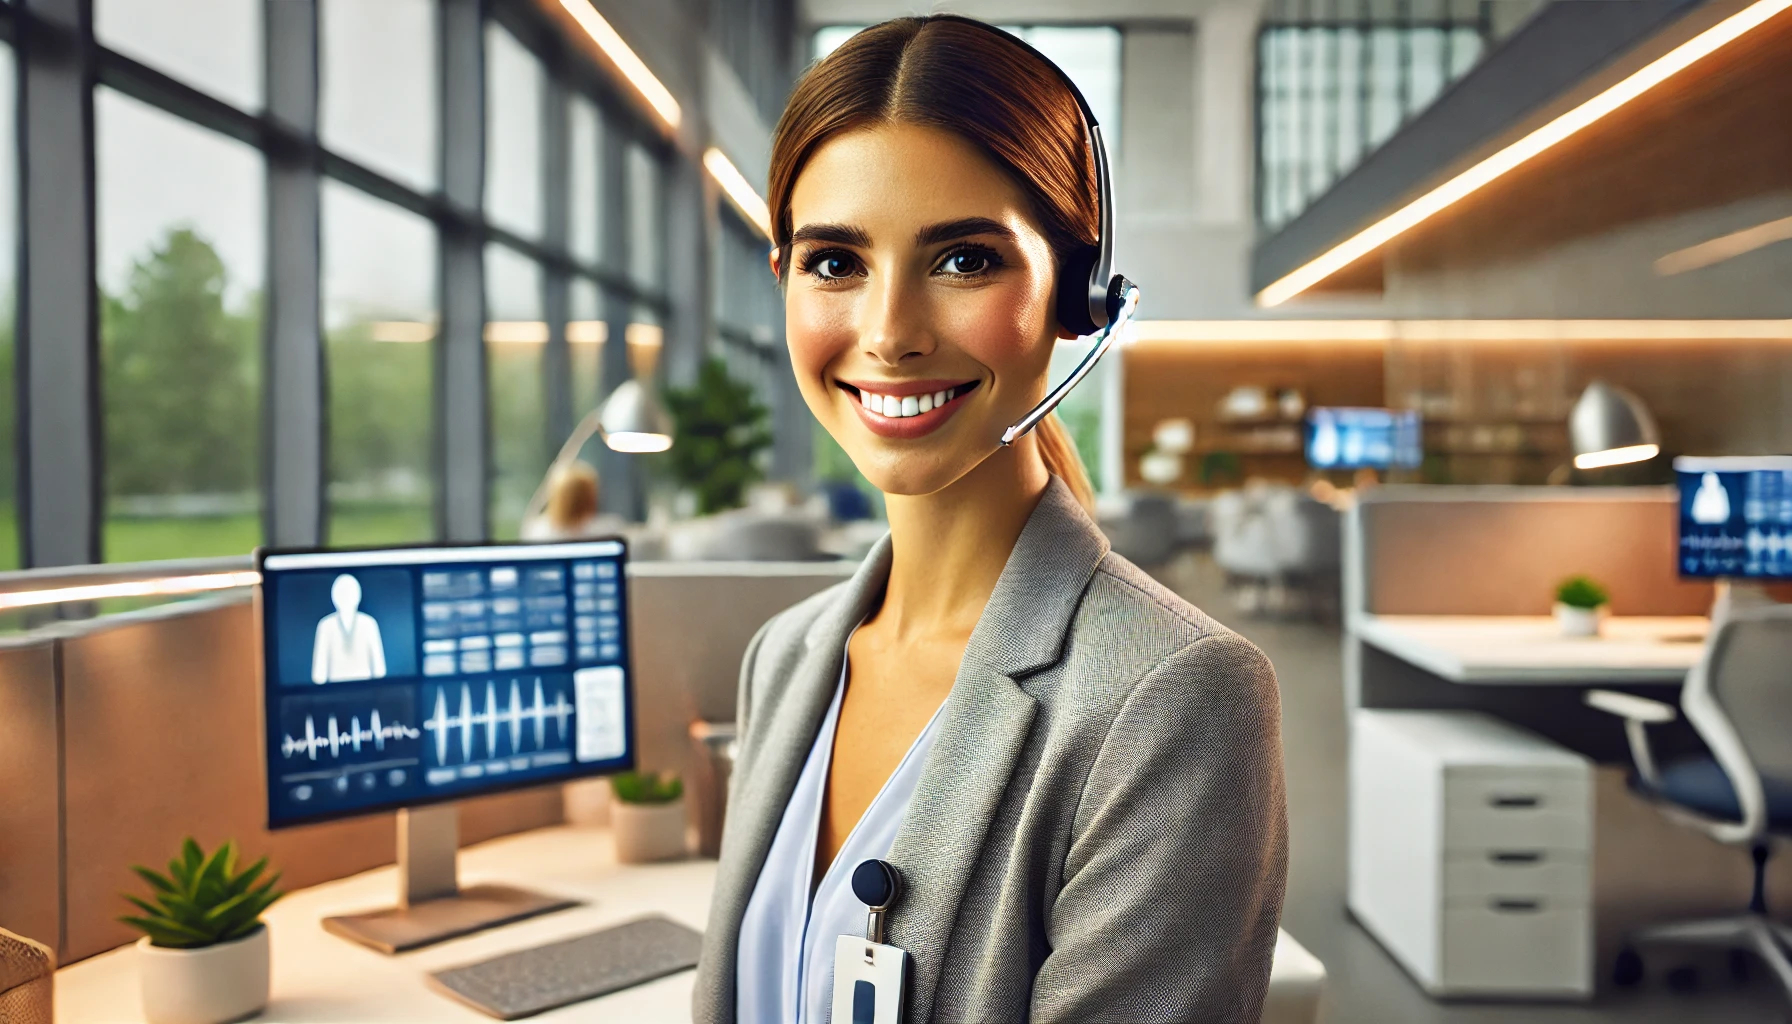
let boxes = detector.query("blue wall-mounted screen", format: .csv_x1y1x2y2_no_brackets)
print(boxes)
258,540,633,829
1676,456,1792,579
1305,407,1422,470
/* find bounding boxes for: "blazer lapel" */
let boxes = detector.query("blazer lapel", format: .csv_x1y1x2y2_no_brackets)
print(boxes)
885,478,1111,1021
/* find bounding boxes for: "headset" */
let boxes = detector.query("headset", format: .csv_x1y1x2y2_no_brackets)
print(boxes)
933,16,1141,447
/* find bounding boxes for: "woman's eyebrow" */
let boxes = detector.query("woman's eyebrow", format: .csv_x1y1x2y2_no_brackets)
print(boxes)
789,223,872,248
915,217,1016,247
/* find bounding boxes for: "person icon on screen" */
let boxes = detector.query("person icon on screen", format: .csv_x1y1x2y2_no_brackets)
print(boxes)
310,574,387,684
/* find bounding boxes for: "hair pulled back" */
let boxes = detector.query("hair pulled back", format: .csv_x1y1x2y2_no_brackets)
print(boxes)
769,16,1098,511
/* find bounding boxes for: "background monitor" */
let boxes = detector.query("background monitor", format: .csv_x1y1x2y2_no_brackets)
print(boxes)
1305,407,1423,470
1675,456,1792,579
259,540,634,829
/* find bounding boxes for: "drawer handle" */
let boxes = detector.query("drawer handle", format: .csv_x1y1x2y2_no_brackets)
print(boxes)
1490,851,1544,865
1488,794,1541,809
1491,898,1543,913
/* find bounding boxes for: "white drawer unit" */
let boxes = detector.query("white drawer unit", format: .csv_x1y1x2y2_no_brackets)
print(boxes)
1348,709,1594,999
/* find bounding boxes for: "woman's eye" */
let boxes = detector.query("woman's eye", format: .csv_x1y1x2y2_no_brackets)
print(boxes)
937,248,998,277
806,252,861,281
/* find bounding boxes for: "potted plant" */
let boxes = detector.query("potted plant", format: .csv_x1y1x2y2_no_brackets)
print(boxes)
1554,575,1610,637
609,770,687,864
660,357,774,515
121,838,283,1024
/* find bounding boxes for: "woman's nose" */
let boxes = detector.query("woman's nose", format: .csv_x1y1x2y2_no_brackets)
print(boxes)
859,272,935,365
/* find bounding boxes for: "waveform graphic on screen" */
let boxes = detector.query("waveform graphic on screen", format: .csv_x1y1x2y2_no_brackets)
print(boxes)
281,710,422,760
423,678,574,766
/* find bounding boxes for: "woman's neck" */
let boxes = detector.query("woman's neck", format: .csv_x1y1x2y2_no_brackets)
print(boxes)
877,440,1052,642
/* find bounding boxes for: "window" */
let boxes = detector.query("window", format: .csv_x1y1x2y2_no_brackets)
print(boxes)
320,0,437,191
0,45,14,569
486,23,544,240
96,89,265,562
570,95,603,266
487,245,546,540
627,142,663,291
322,182,438,547
569,277,605,426
94,0,261,112
1257,19,1487,229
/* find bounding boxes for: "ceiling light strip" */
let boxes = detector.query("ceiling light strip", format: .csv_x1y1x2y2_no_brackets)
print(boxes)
704,147,773,239
0,571,261,612
1256,0,1792,307
558,0,682,131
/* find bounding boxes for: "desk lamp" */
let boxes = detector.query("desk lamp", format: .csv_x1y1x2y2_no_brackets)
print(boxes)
524,379,675,520
1570,380,1659,470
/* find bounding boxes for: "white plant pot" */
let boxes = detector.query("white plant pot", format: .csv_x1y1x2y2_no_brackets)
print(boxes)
138,925,269,1024
611,796,687,864
1555,602,1606,638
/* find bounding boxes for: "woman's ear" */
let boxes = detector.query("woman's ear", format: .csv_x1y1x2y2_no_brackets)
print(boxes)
767,247,782,281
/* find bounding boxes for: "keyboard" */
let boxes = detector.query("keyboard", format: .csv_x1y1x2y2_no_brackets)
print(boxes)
427,915,704,1020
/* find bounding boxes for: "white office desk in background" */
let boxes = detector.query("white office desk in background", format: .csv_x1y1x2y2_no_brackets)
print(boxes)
1354,614,1709,684
55,826,714,1023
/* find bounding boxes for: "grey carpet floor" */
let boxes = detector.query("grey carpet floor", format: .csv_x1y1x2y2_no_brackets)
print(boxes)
1154,551,1788,1024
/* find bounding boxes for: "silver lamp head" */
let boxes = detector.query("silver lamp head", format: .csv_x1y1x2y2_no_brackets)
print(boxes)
1570,380,1659,470
598,379,674,453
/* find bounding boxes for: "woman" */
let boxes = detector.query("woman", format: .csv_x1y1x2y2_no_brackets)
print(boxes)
695,16,1286,1023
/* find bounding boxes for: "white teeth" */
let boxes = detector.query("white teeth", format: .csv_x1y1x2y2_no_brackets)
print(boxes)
918,393,933,413
857,387,967,417
901,396,919,417
935,390,948,407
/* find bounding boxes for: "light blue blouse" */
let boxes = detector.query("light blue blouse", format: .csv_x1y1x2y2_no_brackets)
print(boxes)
735,636,946,1024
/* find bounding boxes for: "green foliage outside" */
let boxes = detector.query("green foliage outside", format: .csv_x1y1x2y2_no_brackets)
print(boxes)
661,357,773,515
121,837,283,949
610,770,683,804
1555,575,1609,609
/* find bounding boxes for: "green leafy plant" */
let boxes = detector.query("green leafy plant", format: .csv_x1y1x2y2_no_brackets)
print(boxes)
610,770,683,805
1555,575,1610,610
120,838,283,948
661,357,774,515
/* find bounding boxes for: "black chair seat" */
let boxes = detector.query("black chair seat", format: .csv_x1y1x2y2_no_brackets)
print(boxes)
1634,757,1792,830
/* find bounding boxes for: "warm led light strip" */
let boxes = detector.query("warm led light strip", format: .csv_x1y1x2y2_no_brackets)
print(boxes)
0,571,261,612
371,321,614,344
704,147,772,239
1655,214,1792,276
1135,319,1792,343
1257,0,1792,307
558,0,682,130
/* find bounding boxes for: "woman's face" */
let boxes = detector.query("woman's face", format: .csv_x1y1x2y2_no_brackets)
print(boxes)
781,123,1065,497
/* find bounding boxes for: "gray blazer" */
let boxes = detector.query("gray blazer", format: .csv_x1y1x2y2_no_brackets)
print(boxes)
694,478,1288,1023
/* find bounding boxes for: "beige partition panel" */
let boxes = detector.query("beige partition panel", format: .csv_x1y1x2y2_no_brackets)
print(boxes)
1359,487,1712,616
0,636,60,952
57,598,561,964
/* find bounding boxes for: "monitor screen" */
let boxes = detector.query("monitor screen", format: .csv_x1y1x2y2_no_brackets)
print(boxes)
1305,407,1423,470
1675,456,1792,579
258,540,633,829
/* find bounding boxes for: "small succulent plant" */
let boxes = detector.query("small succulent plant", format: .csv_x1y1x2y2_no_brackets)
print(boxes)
121,838,283,949
610,770,683,805
1555,575,1610,610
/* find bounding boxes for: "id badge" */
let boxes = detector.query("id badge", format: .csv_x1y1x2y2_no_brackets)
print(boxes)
831,934,907,1024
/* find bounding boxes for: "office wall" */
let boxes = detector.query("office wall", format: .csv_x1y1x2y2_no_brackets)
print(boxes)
0,637,60,953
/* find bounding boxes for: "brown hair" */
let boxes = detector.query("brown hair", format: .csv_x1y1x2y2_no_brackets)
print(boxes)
770,16,1098,512
545,461,600,531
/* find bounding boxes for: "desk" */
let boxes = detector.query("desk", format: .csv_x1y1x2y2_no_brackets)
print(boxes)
1355,614,1709,685
56,826,713,1022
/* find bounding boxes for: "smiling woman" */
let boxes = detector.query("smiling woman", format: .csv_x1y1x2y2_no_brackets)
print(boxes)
695,15,1287,1024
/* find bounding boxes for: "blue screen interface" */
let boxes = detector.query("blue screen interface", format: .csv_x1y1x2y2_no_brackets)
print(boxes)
259,541,632,828
1676,456,1792,579
1305,407,1423,470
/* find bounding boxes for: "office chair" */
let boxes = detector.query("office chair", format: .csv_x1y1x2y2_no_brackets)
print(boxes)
0,927,54,1024
1585,602,1792,996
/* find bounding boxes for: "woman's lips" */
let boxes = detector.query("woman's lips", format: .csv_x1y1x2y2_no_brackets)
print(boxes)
840,380,980,439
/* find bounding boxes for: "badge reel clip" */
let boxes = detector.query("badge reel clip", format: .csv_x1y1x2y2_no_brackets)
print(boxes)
831,859,909,1024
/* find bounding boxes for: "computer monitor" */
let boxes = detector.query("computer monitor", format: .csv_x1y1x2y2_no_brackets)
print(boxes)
1305,407,1423,470
256,539,634,951
1675,456,1792,579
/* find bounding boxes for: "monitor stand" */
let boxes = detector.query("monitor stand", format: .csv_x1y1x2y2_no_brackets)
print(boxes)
322,804,579,954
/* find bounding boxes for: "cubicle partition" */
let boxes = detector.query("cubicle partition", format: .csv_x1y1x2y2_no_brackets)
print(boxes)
0,560,854,966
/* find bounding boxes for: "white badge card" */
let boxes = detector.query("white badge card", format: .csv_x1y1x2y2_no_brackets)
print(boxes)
831,934,907,1024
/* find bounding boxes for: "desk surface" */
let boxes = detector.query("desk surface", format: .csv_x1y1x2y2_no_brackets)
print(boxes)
56,825,714,1023
1355,614,1709,684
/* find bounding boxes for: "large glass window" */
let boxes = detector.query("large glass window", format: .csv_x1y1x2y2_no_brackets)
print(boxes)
485,23,544,240
626,142,663,291
0,46,15,569
94,0,261,112
96,89,265,562
569,95,603,267
1258,21,1486,229
320,0,437,191
487,245,547,539
322,181,438,547
569,278,605,423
